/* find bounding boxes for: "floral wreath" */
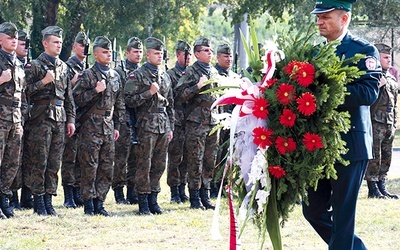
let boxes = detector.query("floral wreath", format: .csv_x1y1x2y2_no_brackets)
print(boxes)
210,22,365,250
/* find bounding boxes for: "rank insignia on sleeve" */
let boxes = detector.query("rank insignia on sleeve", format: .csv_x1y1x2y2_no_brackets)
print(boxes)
365,56,377,70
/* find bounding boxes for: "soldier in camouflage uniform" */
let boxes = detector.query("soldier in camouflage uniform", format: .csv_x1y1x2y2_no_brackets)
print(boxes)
113,37,143,205
166,40,192,204
365,43,398,199
61,31,89,208
9,29,29,210
124,37,174,215
174,37,220,210
0,22,26,219
211,44,241,199
24,26,76,216
73,36,125,216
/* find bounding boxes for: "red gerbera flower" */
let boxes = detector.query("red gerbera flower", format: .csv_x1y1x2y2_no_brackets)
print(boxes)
279,109,296,128
297,92,317,116
302,132,324,151
269,165,286,179
253,127,274,149
252,97,270,119
295,62,315,87
276,83,296,105
283,60,299,76
275,136,297,155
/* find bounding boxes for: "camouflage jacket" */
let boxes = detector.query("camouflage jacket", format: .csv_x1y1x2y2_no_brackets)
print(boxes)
73,64,125,133
167,66,185,126
175,61,220,125
124,63,174,133
0,50,26,123
25,53,75,124
370,70,398,127
65,56,87,85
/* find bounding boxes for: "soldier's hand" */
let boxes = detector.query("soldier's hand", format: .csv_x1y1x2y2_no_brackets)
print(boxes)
114,129,120,141
149,82,160,95
95,80,106,93
197,75,208,89
0,69,12,85
66,123,75,138
167,130,173,143
71,73,79,87
42,70,55,85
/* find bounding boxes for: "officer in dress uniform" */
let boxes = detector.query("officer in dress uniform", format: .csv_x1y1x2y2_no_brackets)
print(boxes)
174,37,220,210
61,31,89,208
124,37,174,215
365,43,398,199
113,37,143,205
166,40,192,204
303,1,381,249
0,22,26,219
73,36,125,216
24,26,76,216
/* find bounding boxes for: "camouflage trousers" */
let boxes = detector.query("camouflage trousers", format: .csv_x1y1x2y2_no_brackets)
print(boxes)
12,128,31,191
184,121,219,190
61,134,81,187
134,127,168,194
77,125,115,202
0,120,23,196
126,144,138,188
25,119,65,195
10,132,25,191
365,122,395,181
112,121,131,189
167,125,187,187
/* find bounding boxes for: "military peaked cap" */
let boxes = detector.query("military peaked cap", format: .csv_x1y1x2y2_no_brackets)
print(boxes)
311,0,357,14
75,31,89,45
193,37,211,50
217,44,232,55
175,40,191,52
375,43,392,54
41,26,63,38
127,37,142,49
145,37,164,51
17,30,27,41
93,36,112,50
0,22,18,38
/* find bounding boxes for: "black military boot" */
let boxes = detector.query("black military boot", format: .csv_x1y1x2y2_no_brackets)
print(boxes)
33,194,48,216
20,186,34,209
126,186,138,205
44,193,58,216
73,187,84,207
170,186,182,204
9,191,22,210
0,207,6,219
200,185,215,210
148,192,163,214
377,180,399,199
84,199,94,215
179,183,189,203
189,189,205,210
137,194,151,215
367,181,386,199
0,195,14,218
93,198,110,217
114,187,128,204
63,186,77,208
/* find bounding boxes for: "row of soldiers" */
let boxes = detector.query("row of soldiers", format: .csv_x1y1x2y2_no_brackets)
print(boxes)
0,21,239,218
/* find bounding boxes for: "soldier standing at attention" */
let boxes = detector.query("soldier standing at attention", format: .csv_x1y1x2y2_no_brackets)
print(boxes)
61,31,89,208
73,36,125,216
124,37,174,215
174,37,220,210
0,22,26,219
166,40,192,204
8,29,29,210
24,26,76,216
113,37,143,205
365,43,398,199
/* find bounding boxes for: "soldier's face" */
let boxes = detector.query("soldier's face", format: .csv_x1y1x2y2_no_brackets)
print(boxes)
315,10,349,42
0,33,18,54
195,46,213,64
379,53,391,70
43,35,63,57
126,48,143,64
73,42,86,61
146,49,163,66
176,50,191,67
217,53,232,70
15,39,28,58
94,47,112,65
